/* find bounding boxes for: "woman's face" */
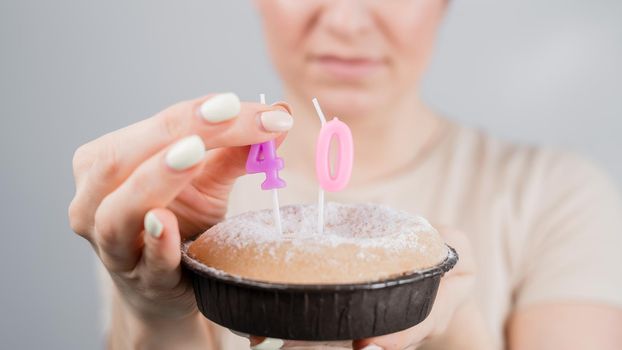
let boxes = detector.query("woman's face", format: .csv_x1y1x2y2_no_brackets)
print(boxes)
255,0,448,118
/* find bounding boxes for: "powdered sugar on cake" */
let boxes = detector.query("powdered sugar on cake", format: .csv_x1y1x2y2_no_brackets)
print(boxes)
199,202,436,256
187,202,449,283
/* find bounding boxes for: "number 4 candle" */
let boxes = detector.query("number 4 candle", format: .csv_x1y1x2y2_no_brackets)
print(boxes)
246,94,286,235
312,98,354,234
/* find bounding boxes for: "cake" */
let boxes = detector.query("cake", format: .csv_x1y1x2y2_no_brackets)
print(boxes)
182,202,457,340
187,202,448,284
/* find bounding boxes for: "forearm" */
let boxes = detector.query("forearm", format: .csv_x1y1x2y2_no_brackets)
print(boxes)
508,303,622,350
423,301,495,350
108,294,217,350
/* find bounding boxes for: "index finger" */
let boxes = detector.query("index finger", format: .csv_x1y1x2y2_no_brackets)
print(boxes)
70,94,292,235
75,93,290,186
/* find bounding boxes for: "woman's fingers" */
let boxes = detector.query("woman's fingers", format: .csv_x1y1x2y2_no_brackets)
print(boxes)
352,323,428,350
70,94,293,237
243,229,476,350
434,228,476,309
142,208,182,284
77,94,288,178
94,135,207,271
435,227,476,277
192,131,285,195
353,229,476,350
171,131,291,235
248,336,353,349
114,208,197,320
249,337,284,349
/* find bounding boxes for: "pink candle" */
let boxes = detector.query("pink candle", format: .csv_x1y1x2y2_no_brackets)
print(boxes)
315,118,353,192
246,140,286,190
312,98,354,234
246,94,286,236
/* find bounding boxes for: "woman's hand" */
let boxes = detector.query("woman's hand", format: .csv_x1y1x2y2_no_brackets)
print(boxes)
68,93,293,349
352,229,479,350
249,228,483,350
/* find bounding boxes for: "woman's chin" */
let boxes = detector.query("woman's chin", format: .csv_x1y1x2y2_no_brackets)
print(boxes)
302,86,386,121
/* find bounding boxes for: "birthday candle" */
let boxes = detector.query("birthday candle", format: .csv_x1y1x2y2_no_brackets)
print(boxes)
246,94,285,234
312,98,354,234
315,118,354,192
246,141,286,190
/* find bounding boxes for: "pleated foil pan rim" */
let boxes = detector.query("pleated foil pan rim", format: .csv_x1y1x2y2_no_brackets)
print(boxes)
181,242,457,292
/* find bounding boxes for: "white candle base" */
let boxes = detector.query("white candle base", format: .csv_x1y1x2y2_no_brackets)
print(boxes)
272,188,283,236
318,188,325,235
313,98,328,236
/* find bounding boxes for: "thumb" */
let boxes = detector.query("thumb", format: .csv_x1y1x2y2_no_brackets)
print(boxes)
352,326,428,350
142,208,183,287
196,101,291,190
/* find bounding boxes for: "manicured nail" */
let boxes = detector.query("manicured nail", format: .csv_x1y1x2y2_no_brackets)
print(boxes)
251,338,284,350
144,211,163,238
165,135,205,171
260,110,293,132
229,330,250,338
361,345,383,350
199,92,241,123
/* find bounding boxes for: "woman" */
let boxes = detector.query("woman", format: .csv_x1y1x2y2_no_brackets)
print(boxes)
68,1,622,349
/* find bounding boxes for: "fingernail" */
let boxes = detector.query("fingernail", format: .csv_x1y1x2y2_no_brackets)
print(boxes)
199,92,241,123
165,135,205,171
271,101,293,115
361,345,383,350
229,330,250,338
260,110,293,132
251,338,284,350
144,211,163,238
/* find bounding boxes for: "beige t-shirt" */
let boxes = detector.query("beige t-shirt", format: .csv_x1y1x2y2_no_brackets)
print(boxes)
216,122,622,349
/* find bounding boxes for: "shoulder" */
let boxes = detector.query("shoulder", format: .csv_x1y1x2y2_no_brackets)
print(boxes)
449,124,618,195
444,124,622,235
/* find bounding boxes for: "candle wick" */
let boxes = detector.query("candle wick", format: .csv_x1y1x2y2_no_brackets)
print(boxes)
312,97,327,126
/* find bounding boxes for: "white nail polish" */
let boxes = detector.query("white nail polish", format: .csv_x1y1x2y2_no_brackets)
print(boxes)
251,338,284,350
144,211,163,238
199,92,241,123
361,345,383,350
165,135,205,171
260,110,293,132
229,330,250,338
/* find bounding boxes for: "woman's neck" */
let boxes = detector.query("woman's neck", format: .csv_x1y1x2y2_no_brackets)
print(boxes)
281,89,444,187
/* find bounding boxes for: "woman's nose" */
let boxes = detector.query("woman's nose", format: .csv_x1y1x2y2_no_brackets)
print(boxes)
320,0,374,40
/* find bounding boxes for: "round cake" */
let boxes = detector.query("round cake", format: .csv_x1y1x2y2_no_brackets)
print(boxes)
187,202,448,284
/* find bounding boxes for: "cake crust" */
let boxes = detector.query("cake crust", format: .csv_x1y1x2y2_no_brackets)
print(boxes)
187,203,448,284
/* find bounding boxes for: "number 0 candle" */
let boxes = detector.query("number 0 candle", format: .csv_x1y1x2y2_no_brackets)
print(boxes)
312,98,354,234
315,118,354,192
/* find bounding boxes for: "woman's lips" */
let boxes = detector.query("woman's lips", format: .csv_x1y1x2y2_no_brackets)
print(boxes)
311,55,385,80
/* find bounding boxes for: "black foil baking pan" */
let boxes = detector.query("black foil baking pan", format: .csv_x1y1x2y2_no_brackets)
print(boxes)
181,243,458,341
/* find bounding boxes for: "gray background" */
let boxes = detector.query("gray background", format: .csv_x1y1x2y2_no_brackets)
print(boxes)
1,1,620,349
